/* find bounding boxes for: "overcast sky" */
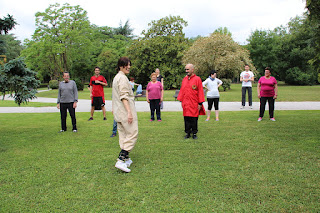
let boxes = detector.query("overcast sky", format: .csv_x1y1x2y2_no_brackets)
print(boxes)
1,0,307,44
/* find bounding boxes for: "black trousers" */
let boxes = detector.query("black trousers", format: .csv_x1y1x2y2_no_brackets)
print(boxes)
242,87,252,106
60,102,77,131
259,97,275,118
149,99,161,120
184,116,198,134
207,98,219,110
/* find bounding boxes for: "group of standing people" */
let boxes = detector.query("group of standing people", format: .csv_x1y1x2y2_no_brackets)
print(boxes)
56,60,278,173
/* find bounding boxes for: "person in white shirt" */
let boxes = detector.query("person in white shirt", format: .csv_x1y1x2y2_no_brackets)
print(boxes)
240,64,254,109
202,70,223,121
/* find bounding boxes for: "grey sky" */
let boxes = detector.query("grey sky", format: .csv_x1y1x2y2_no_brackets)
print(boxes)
1,0,307,44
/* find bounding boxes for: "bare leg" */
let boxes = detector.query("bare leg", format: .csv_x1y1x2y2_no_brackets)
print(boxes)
206,110,211,120
102,106,106,118
215,110,219,120
90,106,94,118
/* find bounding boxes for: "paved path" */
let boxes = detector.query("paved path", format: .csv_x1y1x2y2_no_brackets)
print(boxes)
1,94,319,113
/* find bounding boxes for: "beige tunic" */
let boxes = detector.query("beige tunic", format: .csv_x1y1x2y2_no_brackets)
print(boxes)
112,71,138,152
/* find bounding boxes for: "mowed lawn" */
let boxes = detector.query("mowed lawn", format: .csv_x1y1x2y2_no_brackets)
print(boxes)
0,111,319,212
36,83,320,102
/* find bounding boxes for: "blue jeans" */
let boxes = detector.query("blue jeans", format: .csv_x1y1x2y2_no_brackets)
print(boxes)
112,120,117,135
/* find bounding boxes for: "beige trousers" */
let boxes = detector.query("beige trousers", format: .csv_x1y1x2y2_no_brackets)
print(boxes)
117,119,138,152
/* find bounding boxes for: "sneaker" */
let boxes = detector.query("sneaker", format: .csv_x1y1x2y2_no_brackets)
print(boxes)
250,106,253,109
115,160,131,173
58,130,65,133
88,117,93,121
103,117,107,120
205,118,210,121
216,118,219,121
270,118,276,121
150,119,154,122
240,106,244,109
110,134,116,137
157,119,162,122
125,158,133,167
192,134,198,139
258,117,262,122
72,130,77,132
184,134,190,139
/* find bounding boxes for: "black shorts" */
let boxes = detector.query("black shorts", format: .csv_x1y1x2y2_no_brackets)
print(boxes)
207,98,219,110
92,97,105,110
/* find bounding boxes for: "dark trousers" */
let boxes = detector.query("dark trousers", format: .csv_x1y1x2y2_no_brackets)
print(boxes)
259,97,275,118
184,116,198,134
242,87,252,106
149,99,161,120
60,102,77,131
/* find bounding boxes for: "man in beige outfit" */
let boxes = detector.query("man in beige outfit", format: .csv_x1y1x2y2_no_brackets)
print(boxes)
112,57,138,173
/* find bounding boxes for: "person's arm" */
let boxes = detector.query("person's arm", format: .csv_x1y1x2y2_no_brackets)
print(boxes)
274,84,278,99
73,81,78,108
95,80,108,86
161,78,164,87
217,79,223,88
257,83,261,98
146,90,150,103
160,88,164,102
57,83,61,109
89,85,93,99
240,76,244,82
121,99,133,124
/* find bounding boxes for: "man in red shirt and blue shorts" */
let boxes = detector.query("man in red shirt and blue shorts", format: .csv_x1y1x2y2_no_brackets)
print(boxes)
88,67,108,121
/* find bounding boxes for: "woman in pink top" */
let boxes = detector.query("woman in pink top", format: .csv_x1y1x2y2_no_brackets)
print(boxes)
146,72,164,121
257,67,278,121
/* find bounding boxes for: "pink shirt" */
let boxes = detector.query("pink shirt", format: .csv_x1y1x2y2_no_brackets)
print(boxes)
146,81,163,100
258,76,277,97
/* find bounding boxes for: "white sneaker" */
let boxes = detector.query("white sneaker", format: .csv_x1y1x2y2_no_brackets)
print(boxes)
250,106,253,109
115,161,131,173
240,106,244,109
125,158,133,167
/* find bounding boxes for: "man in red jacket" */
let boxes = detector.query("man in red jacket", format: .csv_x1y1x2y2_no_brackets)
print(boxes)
177,64,206,139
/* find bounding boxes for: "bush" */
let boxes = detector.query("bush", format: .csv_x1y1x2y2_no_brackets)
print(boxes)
74,78,84,91
49,80,59,89
221,78,231,91
285,67,314,85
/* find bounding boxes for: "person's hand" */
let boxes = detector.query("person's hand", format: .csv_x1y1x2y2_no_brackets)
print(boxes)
128,112,133,124
147,99,150,103
90,93,93,99
160,98,163,102
258,95,261,99
57,104,60,109
244,80,248,82
95,80,101,84
198,105,202,111
73,102,77,108
273,95,277,99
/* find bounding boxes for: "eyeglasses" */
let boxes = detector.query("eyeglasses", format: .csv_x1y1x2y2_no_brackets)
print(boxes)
185,69,189,70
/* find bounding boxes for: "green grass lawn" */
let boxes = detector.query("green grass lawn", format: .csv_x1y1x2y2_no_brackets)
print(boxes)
37,83,320,102
0,100,57,107
1,111,319,212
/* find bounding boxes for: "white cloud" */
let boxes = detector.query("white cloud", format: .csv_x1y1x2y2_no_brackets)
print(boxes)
0,0,306,44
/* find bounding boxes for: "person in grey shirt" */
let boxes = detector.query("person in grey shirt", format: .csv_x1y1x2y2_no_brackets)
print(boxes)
57,72,78,133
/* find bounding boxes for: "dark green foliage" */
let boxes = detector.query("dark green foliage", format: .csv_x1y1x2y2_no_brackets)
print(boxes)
49,80,59,89
221,78,231,91
74,78,84,91
0,34,24,60
0,14,16,35
285,67,315,85
0,58,40,105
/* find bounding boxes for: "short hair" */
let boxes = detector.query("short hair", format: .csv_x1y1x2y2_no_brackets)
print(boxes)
210,70,217,75
150,72,157,78
155,68,160,71
117,57,131,70
130,77,135,81
265,67,271,71
94,66,100,71
63,71,70,76
245,64,250,67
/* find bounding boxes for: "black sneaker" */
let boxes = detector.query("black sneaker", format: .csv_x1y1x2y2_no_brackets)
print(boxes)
88,117,93,121
192,134,198,139
184,134,190,139
110,134,116,137
103,117,107,120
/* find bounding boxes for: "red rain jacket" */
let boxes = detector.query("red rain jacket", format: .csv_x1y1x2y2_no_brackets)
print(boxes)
177,74,206,117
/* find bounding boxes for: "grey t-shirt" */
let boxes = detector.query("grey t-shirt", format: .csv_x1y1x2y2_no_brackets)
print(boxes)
57,80,78,103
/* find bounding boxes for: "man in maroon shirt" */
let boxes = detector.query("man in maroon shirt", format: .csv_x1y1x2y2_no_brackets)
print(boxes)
177,64,206,139
88,67,108,121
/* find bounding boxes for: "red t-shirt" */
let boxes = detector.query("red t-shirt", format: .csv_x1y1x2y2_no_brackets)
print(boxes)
90,75,107,98
258,76,277,97
146,81,163,100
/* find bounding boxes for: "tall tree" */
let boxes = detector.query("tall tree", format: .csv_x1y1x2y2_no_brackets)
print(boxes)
0,14,16,35
113,20,134,38
183,32,255,80
21,3,94,81
214,27,233,37
128,16,190,89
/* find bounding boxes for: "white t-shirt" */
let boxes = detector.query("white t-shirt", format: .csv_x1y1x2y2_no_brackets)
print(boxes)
240,71,254,87
202,77,223,98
